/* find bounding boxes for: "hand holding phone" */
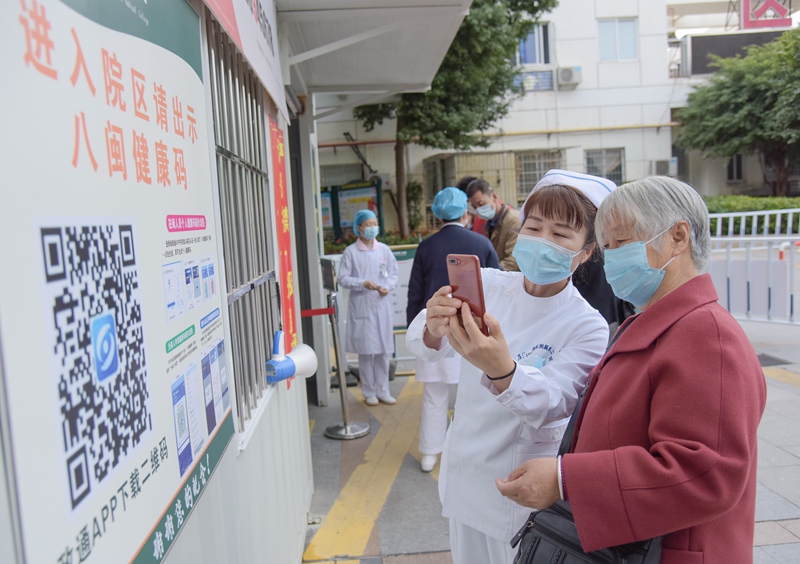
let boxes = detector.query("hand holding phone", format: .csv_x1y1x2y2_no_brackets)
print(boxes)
446,254,489,336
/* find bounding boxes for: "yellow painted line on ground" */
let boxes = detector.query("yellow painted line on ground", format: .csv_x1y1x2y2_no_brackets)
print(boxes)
310,419,316,435
763,367,800,388
303,377,424,562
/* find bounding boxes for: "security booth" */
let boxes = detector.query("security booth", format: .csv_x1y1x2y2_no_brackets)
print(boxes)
321,178,385,240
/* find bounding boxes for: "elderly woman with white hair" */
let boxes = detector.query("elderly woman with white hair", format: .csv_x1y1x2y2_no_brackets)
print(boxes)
497,177,766,564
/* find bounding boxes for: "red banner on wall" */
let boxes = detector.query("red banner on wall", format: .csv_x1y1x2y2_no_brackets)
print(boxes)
268,116,297,354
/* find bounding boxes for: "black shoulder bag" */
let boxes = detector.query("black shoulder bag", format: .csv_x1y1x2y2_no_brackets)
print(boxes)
510,322,662,564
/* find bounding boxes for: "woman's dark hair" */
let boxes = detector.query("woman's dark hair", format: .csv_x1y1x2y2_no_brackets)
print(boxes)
523,184,598,258
456,176,477,192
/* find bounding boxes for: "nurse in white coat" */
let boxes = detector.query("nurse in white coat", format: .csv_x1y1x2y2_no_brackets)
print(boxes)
406,172,616,564
339,209,399,406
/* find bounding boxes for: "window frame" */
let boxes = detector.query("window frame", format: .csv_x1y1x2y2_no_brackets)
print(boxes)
597,18,638,61
585,148,625,185
514,150,565,206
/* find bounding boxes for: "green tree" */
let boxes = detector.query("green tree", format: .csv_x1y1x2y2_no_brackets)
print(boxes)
354,0,557,236
676,29,800,197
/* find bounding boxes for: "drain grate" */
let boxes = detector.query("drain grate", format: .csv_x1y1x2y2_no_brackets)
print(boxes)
757,353,790,367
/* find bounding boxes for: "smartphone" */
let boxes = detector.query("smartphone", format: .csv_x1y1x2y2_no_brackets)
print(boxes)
446,254,489,336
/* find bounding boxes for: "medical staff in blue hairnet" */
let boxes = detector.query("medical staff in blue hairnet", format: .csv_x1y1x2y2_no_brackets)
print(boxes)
338,209,399,405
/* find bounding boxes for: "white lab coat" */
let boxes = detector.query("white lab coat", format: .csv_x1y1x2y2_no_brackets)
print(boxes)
406,269,608,543
338,240,399,355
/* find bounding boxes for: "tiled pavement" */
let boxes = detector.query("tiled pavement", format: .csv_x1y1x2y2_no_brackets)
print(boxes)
305,320,800,563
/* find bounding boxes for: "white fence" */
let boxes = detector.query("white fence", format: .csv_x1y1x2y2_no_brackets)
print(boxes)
708,209,800,324
708,235,800,324
711,208,800,240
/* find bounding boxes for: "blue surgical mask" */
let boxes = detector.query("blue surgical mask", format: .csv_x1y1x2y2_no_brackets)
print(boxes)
603,227,677,307
476,203,496,220
512,235,582,285
361,226,379,240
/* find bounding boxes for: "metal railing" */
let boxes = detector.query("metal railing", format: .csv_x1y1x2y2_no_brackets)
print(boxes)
709,235,800,324
709,209,800,242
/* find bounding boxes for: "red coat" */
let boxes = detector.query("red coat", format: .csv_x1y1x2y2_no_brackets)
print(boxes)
563,274,766,564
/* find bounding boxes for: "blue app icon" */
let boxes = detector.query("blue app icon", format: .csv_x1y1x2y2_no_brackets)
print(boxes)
91,312,120,383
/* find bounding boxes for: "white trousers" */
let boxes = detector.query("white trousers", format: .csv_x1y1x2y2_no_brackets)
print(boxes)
449,519,517,564
358,353,391,399
419,382,453,455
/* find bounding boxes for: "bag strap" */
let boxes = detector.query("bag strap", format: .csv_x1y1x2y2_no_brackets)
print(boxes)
557,318,634,457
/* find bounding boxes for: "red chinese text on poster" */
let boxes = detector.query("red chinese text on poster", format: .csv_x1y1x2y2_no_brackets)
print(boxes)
269,116,297,360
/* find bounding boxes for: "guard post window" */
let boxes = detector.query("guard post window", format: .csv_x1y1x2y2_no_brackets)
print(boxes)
205,13,282,431
598,19,637,61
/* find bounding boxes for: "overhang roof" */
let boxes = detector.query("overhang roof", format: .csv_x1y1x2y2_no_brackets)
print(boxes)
277,1,471,120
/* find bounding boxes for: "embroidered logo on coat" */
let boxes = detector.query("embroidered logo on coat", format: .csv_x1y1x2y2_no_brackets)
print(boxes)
517,343,555,368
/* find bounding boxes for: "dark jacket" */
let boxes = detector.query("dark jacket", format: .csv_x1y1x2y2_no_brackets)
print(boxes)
572,255,624,325
564,274,766,564
406,223,501,326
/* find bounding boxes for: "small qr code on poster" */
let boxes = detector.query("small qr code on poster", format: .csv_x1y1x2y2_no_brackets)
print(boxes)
40,223,152,511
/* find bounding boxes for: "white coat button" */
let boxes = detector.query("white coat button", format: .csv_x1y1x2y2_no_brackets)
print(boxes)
491,284,499,293
505,289,512,296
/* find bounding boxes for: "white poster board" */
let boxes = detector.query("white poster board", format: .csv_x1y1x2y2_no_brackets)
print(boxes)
0,1,233,562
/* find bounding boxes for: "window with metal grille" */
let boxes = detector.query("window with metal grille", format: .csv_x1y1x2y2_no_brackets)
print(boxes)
205,13,282,430
586,149,624,185
515,150,564,206
320,163,363,188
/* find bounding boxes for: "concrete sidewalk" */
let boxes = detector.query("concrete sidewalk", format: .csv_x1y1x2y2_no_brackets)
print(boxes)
304,319,800,564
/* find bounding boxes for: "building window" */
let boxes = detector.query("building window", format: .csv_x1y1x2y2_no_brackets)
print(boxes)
727,154,743,181
586,149,625,185
598,19,637,61
206,14,282,429
320,163,363,187
515,150,564,206
519,71,554,92
518,24,550,65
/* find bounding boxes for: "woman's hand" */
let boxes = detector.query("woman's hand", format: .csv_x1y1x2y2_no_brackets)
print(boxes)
363,280,378,291
377,286,389,297
448,304,515,381
495,458,560,509
424,286,462,340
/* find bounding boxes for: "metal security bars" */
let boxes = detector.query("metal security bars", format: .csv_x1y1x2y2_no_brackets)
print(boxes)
205,13,282,430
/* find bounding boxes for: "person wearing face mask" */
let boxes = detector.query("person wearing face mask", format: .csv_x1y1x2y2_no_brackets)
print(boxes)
406,180,611,564
406,187,500,473
338,209,400,406
466,179,521,271
496,177,766,564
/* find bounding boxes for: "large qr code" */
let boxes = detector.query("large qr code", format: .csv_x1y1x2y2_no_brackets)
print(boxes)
40,223,152,511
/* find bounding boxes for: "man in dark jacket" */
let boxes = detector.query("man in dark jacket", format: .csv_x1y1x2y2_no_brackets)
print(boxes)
406,187,500,473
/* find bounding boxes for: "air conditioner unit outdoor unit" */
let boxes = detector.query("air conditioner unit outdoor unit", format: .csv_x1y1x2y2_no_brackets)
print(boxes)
650,158,678,177
557,67,581,90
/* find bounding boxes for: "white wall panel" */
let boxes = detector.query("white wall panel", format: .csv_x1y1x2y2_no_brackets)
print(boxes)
595,0,638,19
597,61,641,88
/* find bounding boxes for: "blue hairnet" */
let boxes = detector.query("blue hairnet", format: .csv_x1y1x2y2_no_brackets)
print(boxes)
432,187,468,221
353,209,377,236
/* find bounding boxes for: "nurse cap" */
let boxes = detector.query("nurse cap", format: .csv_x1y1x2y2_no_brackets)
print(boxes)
519,170,616,221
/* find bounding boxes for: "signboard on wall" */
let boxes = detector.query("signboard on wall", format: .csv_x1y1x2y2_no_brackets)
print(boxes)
0,1,233,562
391,247,417,330
741,0,793,28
